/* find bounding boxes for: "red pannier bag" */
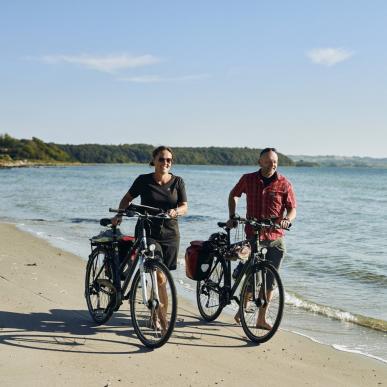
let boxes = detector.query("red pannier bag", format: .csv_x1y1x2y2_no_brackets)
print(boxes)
185,240,213,281
118,235,136,264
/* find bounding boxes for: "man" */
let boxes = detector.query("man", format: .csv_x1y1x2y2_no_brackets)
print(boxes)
227,147,297,329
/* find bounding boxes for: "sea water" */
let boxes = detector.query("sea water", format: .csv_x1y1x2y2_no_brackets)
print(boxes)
1,164,386,362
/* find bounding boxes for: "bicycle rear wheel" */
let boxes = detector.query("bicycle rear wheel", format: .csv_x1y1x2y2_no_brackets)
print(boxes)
85,247,117,324
240,262,284,344
196,257,226,321
130,259,177,348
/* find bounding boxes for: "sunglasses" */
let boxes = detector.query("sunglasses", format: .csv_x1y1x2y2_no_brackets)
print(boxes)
158,157,172,163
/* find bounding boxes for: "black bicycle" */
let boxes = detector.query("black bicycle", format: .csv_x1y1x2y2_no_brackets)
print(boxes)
196,217,287,344
85,203,177,348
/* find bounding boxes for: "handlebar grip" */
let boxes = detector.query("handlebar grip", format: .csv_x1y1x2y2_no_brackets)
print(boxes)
127,203,165,215
231,215,247,222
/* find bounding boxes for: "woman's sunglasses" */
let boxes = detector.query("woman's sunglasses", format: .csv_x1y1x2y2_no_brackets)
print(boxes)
158,157,172,163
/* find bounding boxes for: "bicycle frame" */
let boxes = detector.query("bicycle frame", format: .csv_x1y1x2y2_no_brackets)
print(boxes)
86,203,178,348
196,217,287,344
109,211,162,308
210,225,269,308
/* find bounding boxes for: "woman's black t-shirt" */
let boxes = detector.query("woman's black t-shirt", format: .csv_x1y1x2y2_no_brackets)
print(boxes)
128,173,187,240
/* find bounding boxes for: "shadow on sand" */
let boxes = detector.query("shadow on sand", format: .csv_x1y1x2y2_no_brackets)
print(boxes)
0,307,254,355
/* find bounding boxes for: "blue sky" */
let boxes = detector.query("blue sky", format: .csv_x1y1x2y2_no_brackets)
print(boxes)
1,1,387,157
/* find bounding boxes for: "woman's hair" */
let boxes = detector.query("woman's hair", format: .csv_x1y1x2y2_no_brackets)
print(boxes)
149,145,174,166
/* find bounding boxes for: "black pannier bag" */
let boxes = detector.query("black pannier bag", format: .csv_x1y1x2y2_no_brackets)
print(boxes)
185,240,214,281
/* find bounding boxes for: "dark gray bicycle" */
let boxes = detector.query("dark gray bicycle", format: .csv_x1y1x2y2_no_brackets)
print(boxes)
196,217,288,344
85,203,177,348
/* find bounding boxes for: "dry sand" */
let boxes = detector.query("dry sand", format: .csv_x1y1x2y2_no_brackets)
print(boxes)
0,223,386,386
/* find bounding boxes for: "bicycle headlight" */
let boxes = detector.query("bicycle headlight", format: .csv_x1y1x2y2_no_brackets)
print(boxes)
261,247,268,255
149,243,156,252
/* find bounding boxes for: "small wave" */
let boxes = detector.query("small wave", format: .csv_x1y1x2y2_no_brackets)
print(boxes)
330,267,387,288
344,269,387,287
283,330,387,364
180,215,216,222
286,260,387,288
69,218,99,224
332,345,387,364
286,292,387,333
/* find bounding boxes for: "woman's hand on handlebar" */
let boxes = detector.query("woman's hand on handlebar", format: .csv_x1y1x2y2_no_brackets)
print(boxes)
111,214,122,226
167,208,178,218
167,202,187,219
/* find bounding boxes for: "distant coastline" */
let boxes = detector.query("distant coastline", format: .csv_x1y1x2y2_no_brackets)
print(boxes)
289,154,387,168
1,134,295,167
1,134,387,168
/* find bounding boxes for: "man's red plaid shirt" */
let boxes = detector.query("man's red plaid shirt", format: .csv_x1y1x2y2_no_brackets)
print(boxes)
230,170,297,240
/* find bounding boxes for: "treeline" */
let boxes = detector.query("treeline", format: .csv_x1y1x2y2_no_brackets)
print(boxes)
0,134,295,166
0,134,72,162
59,143,294,165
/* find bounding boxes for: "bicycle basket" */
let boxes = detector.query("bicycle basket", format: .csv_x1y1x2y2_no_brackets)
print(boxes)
90,230,135,262
185,241,213,281
224,242,251,261
90,229,122,244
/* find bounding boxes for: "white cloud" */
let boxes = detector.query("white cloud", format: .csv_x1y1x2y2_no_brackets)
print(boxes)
307,48,354,66
38,53,161,73
118,74,210,83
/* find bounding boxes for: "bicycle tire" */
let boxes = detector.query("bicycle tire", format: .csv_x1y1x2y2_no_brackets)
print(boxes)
196,257,226,322
130,259,177,348
85,247,117,324
239,261,284,344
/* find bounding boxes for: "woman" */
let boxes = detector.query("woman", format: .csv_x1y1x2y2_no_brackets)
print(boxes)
112,145,187,332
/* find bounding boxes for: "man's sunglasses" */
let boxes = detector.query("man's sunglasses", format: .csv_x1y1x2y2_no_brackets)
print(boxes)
158,157,172,163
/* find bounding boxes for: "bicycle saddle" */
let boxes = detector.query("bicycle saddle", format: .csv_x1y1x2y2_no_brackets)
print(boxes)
100,218,112,226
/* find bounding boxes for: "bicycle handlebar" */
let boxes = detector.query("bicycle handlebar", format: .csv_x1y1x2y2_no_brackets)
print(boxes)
221,216,291,231
109,203,171,219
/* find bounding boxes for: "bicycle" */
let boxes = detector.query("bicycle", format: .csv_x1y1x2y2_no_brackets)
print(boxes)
196,217,288,344
85,203,177,348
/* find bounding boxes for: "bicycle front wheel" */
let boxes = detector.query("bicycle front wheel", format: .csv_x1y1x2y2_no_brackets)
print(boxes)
85,247,116,324
130,259,177,348
196,257,226,321
240,262,284,344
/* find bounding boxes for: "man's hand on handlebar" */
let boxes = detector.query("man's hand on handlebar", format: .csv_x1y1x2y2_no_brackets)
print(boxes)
226,214,239,229
279,217,292,230
225,215,291,230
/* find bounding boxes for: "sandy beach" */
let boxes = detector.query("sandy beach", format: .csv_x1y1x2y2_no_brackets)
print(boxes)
0,223,386,387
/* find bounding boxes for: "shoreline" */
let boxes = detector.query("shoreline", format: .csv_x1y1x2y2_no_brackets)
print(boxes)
2,160,387,170
1,222,386,386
